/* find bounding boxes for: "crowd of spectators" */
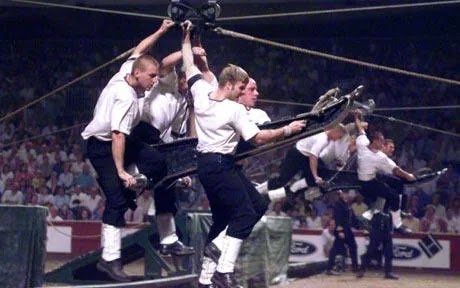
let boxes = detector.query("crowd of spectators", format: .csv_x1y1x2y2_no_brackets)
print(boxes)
1,34,459,234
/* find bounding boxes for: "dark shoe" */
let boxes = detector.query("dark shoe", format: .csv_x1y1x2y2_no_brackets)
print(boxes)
325,269,341,276
356,269,365,278
385,273,399,280
159,240,195,256
394,224,412,235
204,242,222,263
211,271,242,288
96,258,131,282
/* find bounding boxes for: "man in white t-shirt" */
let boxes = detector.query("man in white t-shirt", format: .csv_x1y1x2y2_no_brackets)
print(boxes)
256,125,348,202
354,114,416,235
81,20,195,282
237,78,271,125
181,22,305,288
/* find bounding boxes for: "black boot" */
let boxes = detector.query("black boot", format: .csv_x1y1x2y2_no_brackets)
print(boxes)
159,240,195,256
96,258,131,282
356,267,365,278
198,283,217,288
211,272,242,288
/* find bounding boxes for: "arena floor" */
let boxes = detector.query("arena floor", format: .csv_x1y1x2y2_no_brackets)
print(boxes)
46,258,460,288
275,271,460,288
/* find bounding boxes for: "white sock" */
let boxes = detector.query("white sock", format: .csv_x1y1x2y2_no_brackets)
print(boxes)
267,187,286,202
216,236,243,273
101,223,121,262
212,227,228,251
390,210,403,228
255,181,268,194
156,213,179,245
147,200,156,217
289,178,308,193
198,256,217,285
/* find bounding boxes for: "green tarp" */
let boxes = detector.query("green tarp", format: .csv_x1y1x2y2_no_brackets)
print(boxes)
0,205,47,288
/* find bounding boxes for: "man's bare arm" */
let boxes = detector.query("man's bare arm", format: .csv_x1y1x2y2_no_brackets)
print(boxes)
132,19,175,56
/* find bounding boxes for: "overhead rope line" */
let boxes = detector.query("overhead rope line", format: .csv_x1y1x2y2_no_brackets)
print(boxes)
218,0,460,21
214,27,460,86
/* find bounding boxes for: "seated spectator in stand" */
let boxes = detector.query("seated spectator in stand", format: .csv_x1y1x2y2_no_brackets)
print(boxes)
22,185,36,204
431,193,447,218
92,199,105,221
267,201,287,217
59,204,74,220
54,186,70,209
80,207,92,221
47,204,63,221
84,186,102,213
38,154,53,179
31,170,45,189
28,193,39,206
74,163,95,189
58,163,74,190
46,171,59,194
287,209,302,228
1,164,14,183
306,208,323,230
321,219,336,258
406,194,422,218
14,162,30,183
70,152,86,175
69,185,89,209
448,197,460,234
402,214,420,232
420,204,448,233
351,193,368,217
0,178,5,196
52,153,65,175
37,186,54,206
1,181,24,205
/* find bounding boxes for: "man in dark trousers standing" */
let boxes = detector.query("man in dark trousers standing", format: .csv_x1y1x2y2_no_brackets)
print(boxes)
357,209,399,280
326,190,359,275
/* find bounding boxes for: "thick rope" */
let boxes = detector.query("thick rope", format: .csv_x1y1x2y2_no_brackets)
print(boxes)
9,0,460,22
0,47,134,124
218,0,460,21
8,0,166,19
214,28,460,86
370,113,460,138
258,99,460,111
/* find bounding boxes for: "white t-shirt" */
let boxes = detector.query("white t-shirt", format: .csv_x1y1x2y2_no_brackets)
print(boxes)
296,132,329,158
356,134,397,181
81,56,142,141
189,77,260,154
246,108,271,125
319,134,351,167
140,71,187,134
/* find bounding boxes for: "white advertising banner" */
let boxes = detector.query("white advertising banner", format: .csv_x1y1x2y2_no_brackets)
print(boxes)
47,226,72,253
290,233,451,269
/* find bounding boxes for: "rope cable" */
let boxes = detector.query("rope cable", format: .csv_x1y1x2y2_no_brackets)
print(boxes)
218,0,460,21
214,27,460,86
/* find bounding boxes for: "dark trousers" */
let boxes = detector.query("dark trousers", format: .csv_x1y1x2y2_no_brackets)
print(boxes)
361,213,393,274
268,147,316,190
327,228,358,271
197,153,270,241
379,174,406,210
86,136,175,227
359,179,400,211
